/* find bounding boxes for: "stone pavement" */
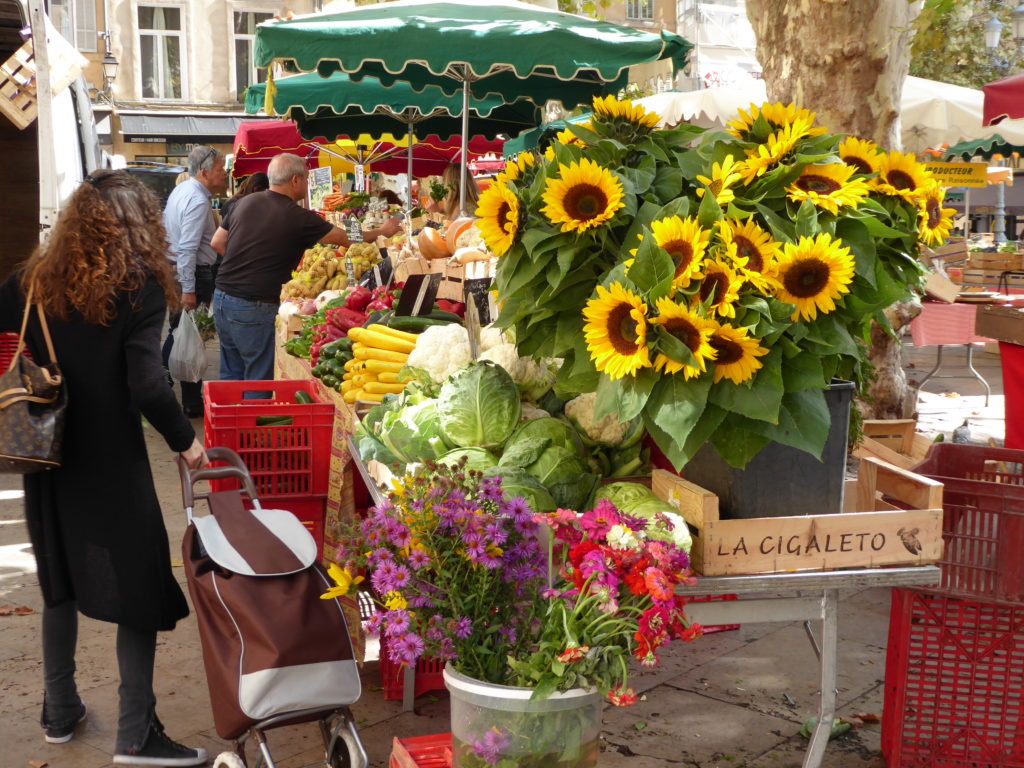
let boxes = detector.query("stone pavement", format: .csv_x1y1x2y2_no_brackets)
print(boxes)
0,342,1006,768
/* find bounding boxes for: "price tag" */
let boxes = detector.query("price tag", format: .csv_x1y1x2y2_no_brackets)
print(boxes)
346,215,363,244
395,272,442,317
307,167,332,210
359,258,393,292
354,164,365,191
464,277,494,325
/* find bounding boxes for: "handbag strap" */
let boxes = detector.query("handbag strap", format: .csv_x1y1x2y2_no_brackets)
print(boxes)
6,283,59,375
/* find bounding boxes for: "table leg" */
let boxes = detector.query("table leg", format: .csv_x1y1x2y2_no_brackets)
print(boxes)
917,344,945,389
965,344,992,407
803,590,839,768
403,663,416,712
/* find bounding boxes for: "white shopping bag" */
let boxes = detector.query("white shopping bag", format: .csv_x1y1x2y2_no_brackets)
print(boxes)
168,310,207,382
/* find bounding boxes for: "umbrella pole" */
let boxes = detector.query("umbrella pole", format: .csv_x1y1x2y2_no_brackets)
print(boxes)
460,76,469,216
407,118,415,211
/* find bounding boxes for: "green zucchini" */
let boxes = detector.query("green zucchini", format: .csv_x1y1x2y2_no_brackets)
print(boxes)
255,416,293,427
386,315,452,333
294,390,314,405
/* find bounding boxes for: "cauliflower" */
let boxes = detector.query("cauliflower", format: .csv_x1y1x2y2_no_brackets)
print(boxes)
519,358,557,403
405,323,472,383
565,392,640,446
520,403,551,421
479,342,524,381
479,323,508,352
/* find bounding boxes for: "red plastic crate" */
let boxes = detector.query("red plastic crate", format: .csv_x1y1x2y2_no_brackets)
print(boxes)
203,380,334,499
687,593,741,634
912,443,1024,605
379,634,446,702
250,496,326,556
882,588,1024,768
389,733,452,768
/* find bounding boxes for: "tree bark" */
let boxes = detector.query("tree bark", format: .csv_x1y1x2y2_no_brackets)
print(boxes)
746,0,924,420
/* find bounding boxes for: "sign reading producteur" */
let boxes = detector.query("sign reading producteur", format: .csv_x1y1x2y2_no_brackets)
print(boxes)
924,162,988,188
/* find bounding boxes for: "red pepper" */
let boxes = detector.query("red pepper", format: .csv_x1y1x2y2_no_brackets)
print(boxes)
366,299,390,312
326,306,369,332
344,286,373,312
435,300,466,317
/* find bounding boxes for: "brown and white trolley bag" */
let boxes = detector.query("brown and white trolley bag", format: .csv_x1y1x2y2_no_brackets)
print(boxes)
178,447,367,768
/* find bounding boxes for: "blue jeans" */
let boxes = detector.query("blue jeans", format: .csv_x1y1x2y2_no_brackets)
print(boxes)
213,289,278,384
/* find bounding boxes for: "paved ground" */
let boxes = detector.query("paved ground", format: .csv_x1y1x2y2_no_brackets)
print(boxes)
0,341,1006,768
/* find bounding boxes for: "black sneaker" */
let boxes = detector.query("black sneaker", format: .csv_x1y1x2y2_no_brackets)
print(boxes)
112,718,208,767
40,699,87,744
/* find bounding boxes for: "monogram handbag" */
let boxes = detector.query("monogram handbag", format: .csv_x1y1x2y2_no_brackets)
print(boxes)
0,287,66,473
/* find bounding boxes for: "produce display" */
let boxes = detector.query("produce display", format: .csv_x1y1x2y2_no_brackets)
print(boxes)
280,242,384,300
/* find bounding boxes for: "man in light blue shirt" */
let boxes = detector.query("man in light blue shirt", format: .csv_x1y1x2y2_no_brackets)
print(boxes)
161,145,227,417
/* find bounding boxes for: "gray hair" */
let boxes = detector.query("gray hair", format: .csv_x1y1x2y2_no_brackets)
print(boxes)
188,145,223,177
268,153,308,186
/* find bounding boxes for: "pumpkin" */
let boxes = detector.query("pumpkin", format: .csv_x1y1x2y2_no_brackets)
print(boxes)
418,227,452,260
445,216,478,253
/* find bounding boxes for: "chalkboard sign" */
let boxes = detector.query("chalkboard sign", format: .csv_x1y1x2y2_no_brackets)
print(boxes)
308,167,333,211
346,215,363,243
464,277,494,325
359,257,394,291
395,272,442,316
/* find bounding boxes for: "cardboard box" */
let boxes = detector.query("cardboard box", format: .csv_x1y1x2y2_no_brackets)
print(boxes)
652,458,943,576
975,303,1024,346
924,271,960,303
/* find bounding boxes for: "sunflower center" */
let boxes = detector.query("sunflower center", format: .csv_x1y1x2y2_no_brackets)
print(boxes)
662,317,702,353
926,198,941,228
734,236,763,272
796,174,841,194
606,303,641,355
663,240,695,276
497,202,512,232
783,258,830,298
886,170,915,191
710,335,744,365
564,184,609,221
700,272,729,305
842,155,872,175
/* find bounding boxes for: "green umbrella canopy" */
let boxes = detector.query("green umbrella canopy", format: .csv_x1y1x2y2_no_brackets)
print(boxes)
245,72,541,141
944,133,1024,160
502,111,594,156
253,0,692,110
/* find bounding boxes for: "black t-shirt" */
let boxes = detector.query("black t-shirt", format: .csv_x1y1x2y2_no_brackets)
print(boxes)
216,190,333,302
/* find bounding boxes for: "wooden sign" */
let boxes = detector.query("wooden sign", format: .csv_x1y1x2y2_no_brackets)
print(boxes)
394,272,442,316
652,459,944,576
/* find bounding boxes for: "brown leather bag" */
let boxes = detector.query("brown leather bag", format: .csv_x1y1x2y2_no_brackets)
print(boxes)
0,287,66,473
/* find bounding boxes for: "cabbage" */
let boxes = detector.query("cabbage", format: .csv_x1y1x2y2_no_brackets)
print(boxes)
483,466,556,514
595,482,652,509
437,361,522,449
594,482,691,552
380,399,451,464
499,418,597,510
436,447,499,474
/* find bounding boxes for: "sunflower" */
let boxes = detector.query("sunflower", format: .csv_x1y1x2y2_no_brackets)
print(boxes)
636,215,712,290
772,234,855,321
838,137,882,175
695,154,746,207
475,182,520,257
871,151,933,202
555,122,592,149
542,158,625,234
496,151,536,184
707,321,769,385
692,258,744,319
717,218,781,291
741,117,814,183
917,183,957,246
582,283,652,380
649,298,717,378
726,102,826,141
786,163,870,215
592,95,660,131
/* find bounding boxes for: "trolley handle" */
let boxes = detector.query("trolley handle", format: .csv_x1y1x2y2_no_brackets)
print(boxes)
178,447,259,511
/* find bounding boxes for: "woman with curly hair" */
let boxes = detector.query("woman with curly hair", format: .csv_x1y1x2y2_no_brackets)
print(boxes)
0,170,209,766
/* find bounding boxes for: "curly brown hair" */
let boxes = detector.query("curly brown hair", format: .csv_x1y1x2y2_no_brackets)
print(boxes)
21,169,178,325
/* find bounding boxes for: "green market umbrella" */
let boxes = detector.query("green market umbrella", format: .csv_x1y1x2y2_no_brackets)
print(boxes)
503,111,594,157
944,132,1024,160
254,0,691,212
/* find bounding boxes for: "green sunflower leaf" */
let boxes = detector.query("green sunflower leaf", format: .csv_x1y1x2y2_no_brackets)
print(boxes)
697,184,724,229
742,387,831,459
651,165,685,205
709,346,784,424
597,367,659,422
643,375,713,471
621,153,657,197
794,199,820,238
781,351,827,391
627,233,675,302
709,418,772,469
755,203,796,243
654,327,698,369
834,218,877,289
680,403,728,465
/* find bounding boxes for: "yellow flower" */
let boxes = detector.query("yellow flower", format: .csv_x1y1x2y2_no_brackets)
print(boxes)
542,158,625,234
384,591,408,611
320,563,364,600
650,297,717,378
918,183,957,247
475,182,520,257
741,117,814,183
707,321,770,385
871,151,934,202
555,122,592,149
772,234,855,321
839,137,882,175
727,102,826,141
695,154,745,207
592,94,660,130
692,258,744,319
787,163,870,215
582,282,652,380
717,218,781,292
544,145,556,162
496,151,536,184
640,215,711,290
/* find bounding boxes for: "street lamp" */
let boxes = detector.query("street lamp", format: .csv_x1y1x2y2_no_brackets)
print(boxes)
96,31,119,103
1012,3,1024,53
984,15,1004,50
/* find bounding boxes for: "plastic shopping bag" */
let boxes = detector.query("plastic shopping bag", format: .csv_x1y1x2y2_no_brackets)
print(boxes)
168,310,207,383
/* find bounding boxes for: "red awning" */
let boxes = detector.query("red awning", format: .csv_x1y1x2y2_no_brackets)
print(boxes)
232,120,322,178
983,73,1024,126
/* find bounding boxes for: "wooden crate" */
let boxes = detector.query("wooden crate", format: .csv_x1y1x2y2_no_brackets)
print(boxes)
0,30,87,130
853,420,934,470
652,457,943,576
967,252,1024,272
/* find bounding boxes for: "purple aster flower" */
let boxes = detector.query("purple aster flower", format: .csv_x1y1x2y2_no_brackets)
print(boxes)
452,616,473,639
408,548,431,570
391,564,411,590
392,632,425,665
370,560,398,594
408,595,435,609
505,497,532,522
472,727,511,766
439,636,457,661
478,480,504,503
465,540,486,562
484,520,508,547
364,612,382,638
368,547,393,568
382,610,410,638
497,626,517,644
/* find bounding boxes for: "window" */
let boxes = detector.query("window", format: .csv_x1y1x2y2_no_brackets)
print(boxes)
75,0,97,52
138,5,184,100
234,11,273,100
626,0,654,20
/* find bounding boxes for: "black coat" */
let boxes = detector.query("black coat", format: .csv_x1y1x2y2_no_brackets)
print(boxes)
0,274,194,631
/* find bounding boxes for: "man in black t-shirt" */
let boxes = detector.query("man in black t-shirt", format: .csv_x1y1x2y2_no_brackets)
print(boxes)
210,153,399,382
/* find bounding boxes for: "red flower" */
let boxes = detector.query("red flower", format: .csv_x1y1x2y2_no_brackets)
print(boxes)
679,623,704,642
632,633,660,667
568,540,599,569
608,686,638,707
644,567,674,602
557,644,590,664
624,557,651,596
